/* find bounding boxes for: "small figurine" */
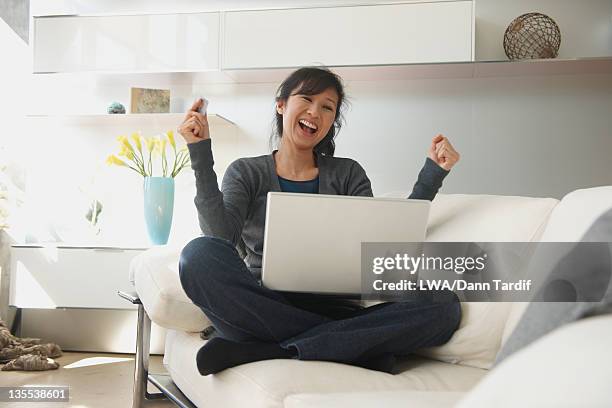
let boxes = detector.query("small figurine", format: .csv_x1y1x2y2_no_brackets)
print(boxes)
107,102,126,114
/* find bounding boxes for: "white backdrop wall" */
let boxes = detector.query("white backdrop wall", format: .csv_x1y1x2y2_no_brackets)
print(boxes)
190,73,612,200
20,71,612,246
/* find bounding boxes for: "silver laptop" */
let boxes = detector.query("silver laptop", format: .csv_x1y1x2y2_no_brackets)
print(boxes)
261,192,430,295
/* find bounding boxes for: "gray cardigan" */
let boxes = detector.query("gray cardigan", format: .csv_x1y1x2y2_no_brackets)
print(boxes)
187,138,449,276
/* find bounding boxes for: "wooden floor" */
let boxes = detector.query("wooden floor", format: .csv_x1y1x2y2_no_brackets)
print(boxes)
0,351,176,407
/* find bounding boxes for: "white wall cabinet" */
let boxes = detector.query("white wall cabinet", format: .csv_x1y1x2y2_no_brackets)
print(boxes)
33,2,474,74
33,12,220,73
9,244,168,353
9,245,145,309
222,1,474,69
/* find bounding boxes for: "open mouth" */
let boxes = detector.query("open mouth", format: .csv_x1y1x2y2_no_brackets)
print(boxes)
298,119,318,135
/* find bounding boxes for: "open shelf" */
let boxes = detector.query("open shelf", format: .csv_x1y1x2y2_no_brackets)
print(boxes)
223,57,612,83
472,57,612,78
24,112,235,127
31,57,612,84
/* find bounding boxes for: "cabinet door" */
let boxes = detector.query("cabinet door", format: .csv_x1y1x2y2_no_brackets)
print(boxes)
9,247,144,309
223,1,473,69
34,13,220,73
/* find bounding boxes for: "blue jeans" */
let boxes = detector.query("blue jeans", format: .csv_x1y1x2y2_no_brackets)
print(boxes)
179,236,461,363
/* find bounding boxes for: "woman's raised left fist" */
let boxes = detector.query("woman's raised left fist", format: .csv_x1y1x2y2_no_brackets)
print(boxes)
428,134,460,171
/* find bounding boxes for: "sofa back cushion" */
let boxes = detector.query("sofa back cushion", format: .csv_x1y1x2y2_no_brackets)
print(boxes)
425,194,558,242
538,186,612,242
499,186,612,348
409,193,559,369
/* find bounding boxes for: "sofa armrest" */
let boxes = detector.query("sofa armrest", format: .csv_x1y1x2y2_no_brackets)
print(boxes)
455,314,612,407
130,242,210,332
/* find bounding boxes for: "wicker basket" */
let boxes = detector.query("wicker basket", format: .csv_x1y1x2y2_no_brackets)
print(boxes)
504,12,561,60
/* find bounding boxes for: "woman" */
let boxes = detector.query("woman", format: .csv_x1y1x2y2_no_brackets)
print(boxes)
178,67,461,375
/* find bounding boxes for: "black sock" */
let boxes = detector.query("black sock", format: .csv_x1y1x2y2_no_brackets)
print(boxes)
352,353,396,374
196,337,297,375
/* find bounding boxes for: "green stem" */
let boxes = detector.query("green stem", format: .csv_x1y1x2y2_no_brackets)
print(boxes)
173,154,190,177
170,151,178,176
181,153,191,168
148,150,153,176
172,144,178,175
171,151,183,176
137,148,147,176
131,153,145,175
134,150,146,173
126,164,142,175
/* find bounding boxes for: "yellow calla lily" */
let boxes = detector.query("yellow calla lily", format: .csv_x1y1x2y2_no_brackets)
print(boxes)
120,137,134,153
153,136,167,155
117,145,128,157
116,135,131,152
107,129,190,178
167,130,176,150
131,132,142,153
145,136,156,152
106,155,127,167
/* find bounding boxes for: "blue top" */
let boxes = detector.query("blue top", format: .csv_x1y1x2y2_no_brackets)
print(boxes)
278,175,319,194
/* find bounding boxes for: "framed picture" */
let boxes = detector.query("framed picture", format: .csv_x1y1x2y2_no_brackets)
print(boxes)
130,88,170,113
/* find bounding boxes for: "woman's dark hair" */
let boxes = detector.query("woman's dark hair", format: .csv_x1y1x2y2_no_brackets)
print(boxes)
270,67,347,156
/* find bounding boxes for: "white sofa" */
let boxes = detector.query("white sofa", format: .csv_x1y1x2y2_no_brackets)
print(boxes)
130,186,612,408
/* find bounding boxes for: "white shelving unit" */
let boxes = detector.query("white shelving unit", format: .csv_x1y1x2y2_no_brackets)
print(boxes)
29,0,612,84
29,57,612,89
24,112,236,126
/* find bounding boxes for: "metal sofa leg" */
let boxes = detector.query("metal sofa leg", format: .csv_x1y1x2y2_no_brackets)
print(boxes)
118,291,166,407
133,303,166,407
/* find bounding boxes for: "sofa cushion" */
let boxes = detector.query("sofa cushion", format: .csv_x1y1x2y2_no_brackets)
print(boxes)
498,302,529,348
415,193,559,369
284,391,464,408
163,329,486,408
499,186,612,348
539,186,612,242
496,206,612,366
455,314,612,408
425,193,558,242
131,241,210,332
416,302,512,370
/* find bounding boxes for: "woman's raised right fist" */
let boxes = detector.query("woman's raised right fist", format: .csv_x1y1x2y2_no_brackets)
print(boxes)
178,98,210,144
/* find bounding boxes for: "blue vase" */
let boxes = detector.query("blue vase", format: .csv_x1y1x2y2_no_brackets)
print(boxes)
143,177,175,245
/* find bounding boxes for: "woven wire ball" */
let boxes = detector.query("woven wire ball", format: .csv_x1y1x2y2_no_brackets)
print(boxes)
503,12,561,60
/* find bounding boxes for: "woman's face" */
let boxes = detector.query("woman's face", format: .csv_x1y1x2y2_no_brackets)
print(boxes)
276,87,339,151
